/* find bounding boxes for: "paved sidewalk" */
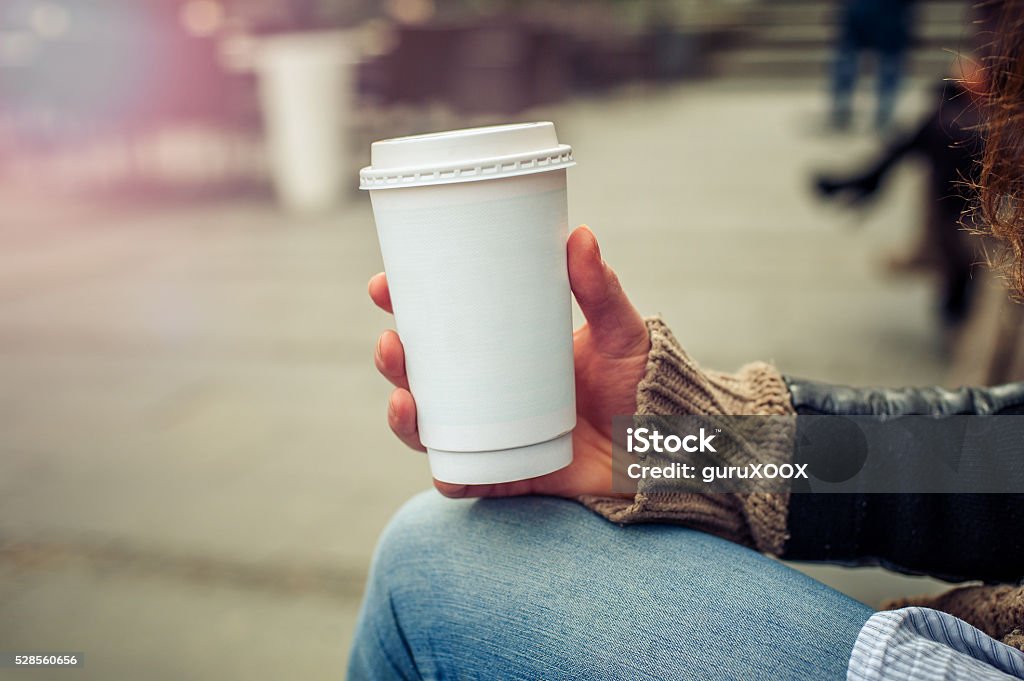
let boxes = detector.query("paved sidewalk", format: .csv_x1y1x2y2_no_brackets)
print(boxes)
1,81,955,680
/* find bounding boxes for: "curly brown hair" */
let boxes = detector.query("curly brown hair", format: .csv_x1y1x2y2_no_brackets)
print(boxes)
978,1,1024,297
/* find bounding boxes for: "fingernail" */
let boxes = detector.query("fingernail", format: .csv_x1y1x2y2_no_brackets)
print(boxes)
583,228,602,264
443,484,468,499
376,334,384,361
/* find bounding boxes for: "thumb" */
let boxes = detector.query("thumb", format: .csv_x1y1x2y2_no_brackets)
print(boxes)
568,226,650,358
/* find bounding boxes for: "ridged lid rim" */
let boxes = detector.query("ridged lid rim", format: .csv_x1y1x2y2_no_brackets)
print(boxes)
359,144,574,190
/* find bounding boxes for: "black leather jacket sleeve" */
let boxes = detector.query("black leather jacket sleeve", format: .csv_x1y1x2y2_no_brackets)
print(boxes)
779,377,1024,583
786,379,1024,417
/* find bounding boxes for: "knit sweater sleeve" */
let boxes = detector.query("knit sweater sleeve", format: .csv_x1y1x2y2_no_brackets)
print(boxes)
578,317,795,555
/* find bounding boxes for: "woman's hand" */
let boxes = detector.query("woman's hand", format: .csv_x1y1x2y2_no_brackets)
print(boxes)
369,226,651,499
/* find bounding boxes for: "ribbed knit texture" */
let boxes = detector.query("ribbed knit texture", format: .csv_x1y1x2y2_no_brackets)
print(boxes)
579,317,795,555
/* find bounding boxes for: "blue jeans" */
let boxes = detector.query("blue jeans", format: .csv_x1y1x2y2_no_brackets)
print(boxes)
832,42,905,128
348,492,873,680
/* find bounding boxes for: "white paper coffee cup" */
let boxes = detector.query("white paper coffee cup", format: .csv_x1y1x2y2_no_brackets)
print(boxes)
360,122,576,485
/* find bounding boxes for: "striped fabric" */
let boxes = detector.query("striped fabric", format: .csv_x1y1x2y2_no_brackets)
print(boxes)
848,608,1024,680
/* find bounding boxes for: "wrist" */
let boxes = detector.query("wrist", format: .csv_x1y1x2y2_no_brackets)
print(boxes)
638,317,794,417
579,316,795,556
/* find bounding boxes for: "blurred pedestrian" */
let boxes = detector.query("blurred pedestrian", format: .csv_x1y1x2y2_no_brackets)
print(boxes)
815,73,983,327
831,0,917,130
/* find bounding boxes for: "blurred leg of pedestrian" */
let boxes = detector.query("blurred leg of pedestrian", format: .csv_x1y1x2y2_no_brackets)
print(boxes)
948,266,1024,385
831,29,860,129
876,48,905,130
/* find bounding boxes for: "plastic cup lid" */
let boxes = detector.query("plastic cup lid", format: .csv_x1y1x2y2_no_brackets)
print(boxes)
359,121,574,190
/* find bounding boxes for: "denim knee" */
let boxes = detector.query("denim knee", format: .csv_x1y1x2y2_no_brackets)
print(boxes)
367,491,596,610
371,490,465,576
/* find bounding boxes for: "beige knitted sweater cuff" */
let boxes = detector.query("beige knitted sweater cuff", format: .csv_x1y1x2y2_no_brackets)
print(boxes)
579,317,796,556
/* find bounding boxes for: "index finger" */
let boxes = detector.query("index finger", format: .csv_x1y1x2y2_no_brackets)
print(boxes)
368,272,393,313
